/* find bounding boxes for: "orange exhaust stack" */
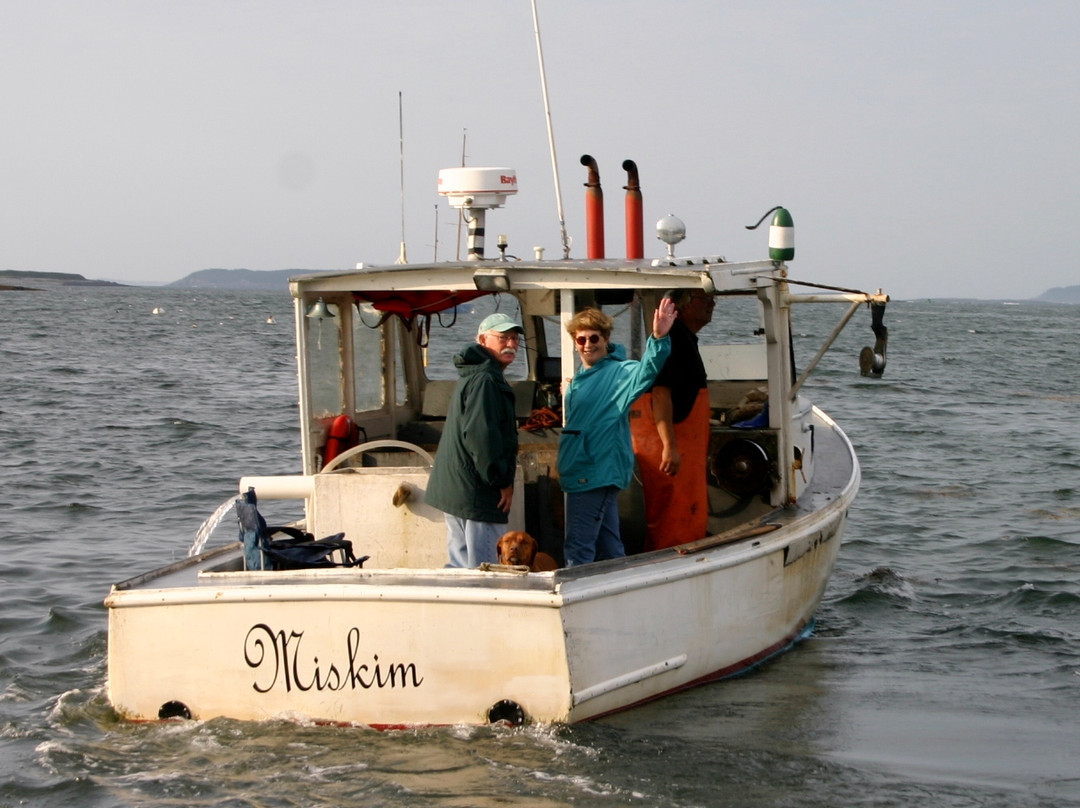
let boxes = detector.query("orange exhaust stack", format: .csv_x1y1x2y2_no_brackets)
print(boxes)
580,154,605,259
623,159,643,259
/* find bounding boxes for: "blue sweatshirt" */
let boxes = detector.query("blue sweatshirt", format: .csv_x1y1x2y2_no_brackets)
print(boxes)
557,336,671,493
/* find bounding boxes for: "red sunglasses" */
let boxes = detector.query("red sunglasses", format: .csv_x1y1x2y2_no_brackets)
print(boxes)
575,334,602,346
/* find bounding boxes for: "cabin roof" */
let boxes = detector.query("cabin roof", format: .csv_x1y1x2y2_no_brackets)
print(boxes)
288,258,781,298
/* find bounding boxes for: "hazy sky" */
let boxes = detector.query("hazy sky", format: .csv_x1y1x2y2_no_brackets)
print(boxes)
3,1,1077,299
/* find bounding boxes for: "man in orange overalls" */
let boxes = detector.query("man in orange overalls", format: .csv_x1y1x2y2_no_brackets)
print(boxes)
631,289,715,551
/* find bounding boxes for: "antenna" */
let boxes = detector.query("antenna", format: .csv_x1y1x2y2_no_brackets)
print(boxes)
396,91,407,264
456,129,466,261
432,204,439,262
532,0,570,259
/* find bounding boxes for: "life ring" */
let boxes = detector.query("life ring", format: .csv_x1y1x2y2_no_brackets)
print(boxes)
323,415,359,468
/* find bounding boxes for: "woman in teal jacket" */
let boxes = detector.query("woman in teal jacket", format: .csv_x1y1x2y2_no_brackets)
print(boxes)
557,300,676,566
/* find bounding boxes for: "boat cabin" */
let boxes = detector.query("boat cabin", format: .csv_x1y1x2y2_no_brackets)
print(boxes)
237,254,861,572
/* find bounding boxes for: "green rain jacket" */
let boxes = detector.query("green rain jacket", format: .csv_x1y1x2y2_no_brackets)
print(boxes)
425,343,518,523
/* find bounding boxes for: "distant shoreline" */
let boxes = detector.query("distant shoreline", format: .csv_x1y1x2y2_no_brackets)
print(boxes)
2,268,1078,301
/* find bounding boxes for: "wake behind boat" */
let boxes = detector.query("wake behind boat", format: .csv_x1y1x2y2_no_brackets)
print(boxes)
105,155,888,726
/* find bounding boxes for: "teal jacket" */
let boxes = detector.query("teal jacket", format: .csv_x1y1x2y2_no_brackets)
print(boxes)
557,336,671,493
425,344,519,523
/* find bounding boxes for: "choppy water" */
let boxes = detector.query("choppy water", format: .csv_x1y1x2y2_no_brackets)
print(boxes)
1,287,1078,807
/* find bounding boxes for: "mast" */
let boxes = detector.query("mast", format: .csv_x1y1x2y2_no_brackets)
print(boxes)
532,0,571,259
396,91,407,265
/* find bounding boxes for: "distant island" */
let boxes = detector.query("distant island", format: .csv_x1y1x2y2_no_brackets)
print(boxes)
167,268,337,290
1034,285,1080,304
0,269,126,290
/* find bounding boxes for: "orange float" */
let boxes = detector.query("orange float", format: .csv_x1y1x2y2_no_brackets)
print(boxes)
323,414,359,468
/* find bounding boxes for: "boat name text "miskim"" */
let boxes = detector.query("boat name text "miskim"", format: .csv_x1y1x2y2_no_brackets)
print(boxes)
244,624,424,694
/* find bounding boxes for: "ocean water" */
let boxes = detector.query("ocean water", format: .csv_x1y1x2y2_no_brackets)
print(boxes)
1,287,1078,807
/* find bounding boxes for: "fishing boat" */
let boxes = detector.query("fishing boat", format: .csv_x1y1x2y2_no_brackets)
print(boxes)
105,157,888,726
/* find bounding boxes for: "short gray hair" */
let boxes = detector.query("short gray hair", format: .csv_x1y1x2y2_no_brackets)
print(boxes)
666,289,696,309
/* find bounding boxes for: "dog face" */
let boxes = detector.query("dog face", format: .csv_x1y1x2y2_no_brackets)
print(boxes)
497,531,538,567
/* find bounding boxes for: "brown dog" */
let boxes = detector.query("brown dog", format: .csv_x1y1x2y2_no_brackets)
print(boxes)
497,531,559,572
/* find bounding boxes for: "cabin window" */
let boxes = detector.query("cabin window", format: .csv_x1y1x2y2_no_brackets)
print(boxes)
700,296,763,344
394,327,408,406
306,309,345,417
353,304,385,411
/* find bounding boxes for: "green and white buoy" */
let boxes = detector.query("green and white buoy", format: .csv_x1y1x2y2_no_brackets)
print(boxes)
768,207,794,261
746,205,794,262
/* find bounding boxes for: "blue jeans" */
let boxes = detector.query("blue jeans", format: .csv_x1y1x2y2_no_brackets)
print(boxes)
444,515,501,568
564,486,624,567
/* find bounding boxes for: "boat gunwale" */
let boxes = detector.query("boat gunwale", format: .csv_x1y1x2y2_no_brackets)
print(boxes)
104,506,843,610
109,543,240,593
105,467,854,612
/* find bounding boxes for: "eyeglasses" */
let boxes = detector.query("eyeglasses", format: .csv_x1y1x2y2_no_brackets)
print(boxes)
575,334,602,346
490,332,521,343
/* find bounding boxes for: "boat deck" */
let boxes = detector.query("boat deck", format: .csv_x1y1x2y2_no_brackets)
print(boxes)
112,411,855,596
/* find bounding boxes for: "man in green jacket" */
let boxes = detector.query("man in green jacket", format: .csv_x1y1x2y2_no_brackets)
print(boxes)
425,312,524,567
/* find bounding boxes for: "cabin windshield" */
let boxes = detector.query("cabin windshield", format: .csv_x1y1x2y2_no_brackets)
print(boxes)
420,294,529,383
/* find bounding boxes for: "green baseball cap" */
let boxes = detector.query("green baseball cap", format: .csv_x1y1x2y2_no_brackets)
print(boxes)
477,312,524,336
